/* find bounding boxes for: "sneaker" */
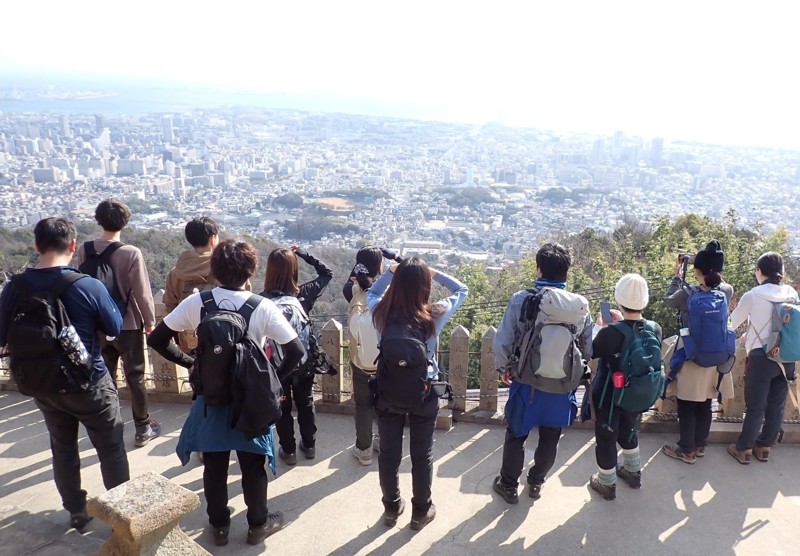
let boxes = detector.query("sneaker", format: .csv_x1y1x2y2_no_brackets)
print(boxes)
492,476,519,504
372,434,381,454
211,525,229,546
69,510,93,534
134,420,161,448
353,445,373,466
299,441,316,460
247,512,284,545
695,446,706,458
382,498,405,527
661,444,697,464
410,503,436,531
279,448,297,466
753,446,770,462
528,481,542,500
616,466,642,489
589,474,616,501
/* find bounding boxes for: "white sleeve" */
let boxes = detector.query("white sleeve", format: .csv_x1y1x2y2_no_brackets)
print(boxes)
162,293,202,332
254,300,298,345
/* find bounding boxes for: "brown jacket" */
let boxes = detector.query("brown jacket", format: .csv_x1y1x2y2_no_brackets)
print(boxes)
77,239,156,331
162,249,218,313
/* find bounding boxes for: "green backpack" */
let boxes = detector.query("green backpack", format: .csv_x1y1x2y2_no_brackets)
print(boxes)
600,320,664,420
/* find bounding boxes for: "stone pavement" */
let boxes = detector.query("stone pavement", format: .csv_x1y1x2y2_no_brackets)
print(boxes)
2,391,800,556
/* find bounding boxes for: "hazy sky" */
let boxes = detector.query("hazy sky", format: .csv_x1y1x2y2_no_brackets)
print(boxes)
3,1,800,148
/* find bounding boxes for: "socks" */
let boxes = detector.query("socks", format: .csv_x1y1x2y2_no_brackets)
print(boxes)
597,467,616,486
622,447,642,473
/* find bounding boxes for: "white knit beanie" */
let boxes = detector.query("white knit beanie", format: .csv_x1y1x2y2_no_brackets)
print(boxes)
614,273,649,311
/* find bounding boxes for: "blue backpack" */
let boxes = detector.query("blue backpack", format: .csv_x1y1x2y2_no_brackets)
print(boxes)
683,289,736,367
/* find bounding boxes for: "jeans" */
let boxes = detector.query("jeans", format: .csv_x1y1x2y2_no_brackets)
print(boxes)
34,373,130,514
593,393,639,470
736,350,790,451
499,426,562,488
352,364,375,451
275,374,316,453
202,450,268,527
102,329,150,432
677,398,712,452
376,394,438,515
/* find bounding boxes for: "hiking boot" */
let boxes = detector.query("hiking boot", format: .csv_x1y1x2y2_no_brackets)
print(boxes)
134,420,161,448
211,525,229,546
299,441,316,460
695,446,706,458
662,444,697,464
279,448,297,466
727,443,751,465
753,446,770,462
410,503,436,531
382,498,405,527
589,474,616,501
616,466,642,489
492,476,519,504
528,481,543,500
69,510,93,534
247,512,284,545
353,445,373,466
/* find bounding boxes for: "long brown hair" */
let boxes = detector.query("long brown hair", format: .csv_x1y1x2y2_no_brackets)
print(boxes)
263,247,300,295
372,257,436,338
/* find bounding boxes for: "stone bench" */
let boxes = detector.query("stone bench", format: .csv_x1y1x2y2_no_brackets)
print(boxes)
87,472,208,556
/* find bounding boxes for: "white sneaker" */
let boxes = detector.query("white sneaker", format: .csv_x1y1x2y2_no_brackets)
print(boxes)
372,434,380,454
353,445,373,466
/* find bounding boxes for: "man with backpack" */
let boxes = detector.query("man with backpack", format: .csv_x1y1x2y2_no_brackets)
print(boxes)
78,199,158,447
589,273,663,501
163,217,222,351
0,217,129,533
492,243,593,504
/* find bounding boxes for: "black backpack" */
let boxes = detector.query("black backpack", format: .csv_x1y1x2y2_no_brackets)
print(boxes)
192,290,261,406
5,272,92,396
375,322,432,412
78,241,128,317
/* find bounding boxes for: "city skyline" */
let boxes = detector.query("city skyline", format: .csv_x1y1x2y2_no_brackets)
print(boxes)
2,1,799,149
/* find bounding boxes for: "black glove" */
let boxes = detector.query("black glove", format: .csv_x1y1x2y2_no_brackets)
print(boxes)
380,247,399,261
293,247,310,259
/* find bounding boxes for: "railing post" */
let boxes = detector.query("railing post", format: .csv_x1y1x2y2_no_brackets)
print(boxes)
148,290,190,395
721,341,747,418
479,326,498,412
321,318,345,404
449,326,470,412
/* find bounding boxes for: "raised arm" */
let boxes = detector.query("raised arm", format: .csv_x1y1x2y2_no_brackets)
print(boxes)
367,268,393,312
295,248,333,312
430,269,469,334
664,276,691,310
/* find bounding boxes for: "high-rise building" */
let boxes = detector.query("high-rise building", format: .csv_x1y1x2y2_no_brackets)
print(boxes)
59,115,71,138
95,114,105,134
162,116,175,143
650,137,664,165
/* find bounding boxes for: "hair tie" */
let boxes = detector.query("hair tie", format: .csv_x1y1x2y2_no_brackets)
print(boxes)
353,263,369,275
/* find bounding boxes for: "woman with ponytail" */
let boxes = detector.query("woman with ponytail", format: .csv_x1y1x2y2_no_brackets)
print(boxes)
727,252,798,464
662,240,735,464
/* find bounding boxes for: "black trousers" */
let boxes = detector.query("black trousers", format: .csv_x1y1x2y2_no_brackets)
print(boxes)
102,329,150,432
677,398,712,452
736,350,790,451
203,450,268,528
499,426,562,488
34,373,130,514
376,394,438,515
593,394,640,470
352,364,375,451
275,374,316,453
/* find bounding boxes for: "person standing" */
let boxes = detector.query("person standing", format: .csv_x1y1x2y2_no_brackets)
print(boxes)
727,252,798,464
662,241,735,463
0,218,128,533
148,239,305,545
589,274,661,501
262,246,333,464
78,199,158,447
368,256,468,530
492,243,592,503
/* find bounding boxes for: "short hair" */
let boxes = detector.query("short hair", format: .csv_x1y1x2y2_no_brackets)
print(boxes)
535,243,571,282
34,217,76,254
184,217,218,248
263,248,300,295
94,198,131,232
210,239,258,288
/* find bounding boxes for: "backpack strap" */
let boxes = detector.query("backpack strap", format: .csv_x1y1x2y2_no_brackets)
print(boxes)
99,241,125,260
199,289,218,319
52,272,87,298
83,241,97,258
236,294,264,326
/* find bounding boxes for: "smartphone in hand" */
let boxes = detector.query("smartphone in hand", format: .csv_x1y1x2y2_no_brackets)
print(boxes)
600,301,614,325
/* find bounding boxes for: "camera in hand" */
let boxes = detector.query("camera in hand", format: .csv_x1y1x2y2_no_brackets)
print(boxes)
678,254,695,264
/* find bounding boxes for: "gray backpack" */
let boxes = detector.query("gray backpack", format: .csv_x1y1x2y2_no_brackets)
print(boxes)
513,287,590,394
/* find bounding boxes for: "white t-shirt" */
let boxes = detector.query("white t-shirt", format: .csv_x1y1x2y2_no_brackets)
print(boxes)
163,288,297,346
